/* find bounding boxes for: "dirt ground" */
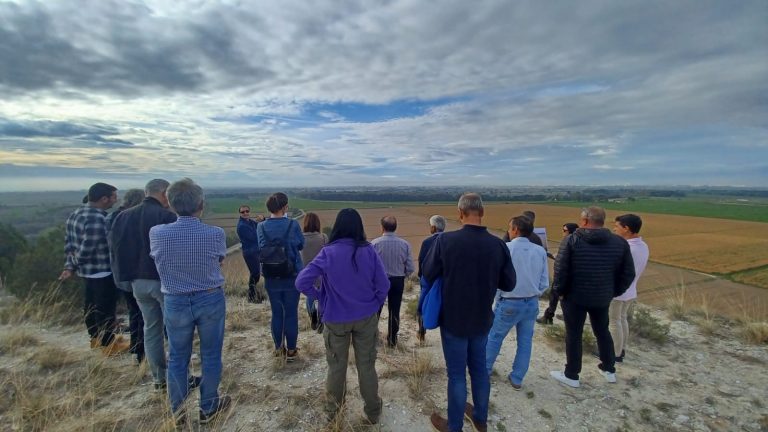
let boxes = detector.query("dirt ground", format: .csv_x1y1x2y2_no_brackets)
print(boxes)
5,262,766,432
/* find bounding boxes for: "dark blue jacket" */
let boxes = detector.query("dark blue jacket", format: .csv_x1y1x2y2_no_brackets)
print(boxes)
237,217,261,255
109,197,177,282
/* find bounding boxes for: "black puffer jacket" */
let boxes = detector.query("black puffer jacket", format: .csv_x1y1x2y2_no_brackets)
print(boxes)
552,228,635,308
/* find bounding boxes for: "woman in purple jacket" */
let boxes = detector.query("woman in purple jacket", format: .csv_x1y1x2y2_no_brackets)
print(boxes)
295,208,390,425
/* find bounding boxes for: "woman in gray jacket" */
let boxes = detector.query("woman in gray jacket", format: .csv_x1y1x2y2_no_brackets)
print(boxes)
300,212,327,331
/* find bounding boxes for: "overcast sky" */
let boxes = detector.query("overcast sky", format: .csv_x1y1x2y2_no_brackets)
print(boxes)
1,0,766,191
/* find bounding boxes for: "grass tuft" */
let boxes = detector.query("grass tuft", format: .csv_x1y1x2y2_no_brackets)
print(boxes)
0,329,40,355
741,322,768,345
633,307,670,344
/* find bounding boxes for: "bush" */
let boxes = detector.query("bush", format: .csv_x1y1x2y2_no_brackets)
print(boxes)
0,223,27,280
225,230,240,248
6,226,80,304
633,306,670,344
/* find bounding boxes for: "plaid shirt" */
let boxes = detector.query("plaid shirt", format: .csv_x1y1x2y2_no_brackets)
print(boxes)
64,205,112,277
149,216,227,295
371,232,414,277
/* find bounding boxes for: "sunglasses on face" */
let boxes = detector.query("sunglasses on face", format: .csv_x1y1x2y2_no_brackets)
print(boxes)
240,210,250,214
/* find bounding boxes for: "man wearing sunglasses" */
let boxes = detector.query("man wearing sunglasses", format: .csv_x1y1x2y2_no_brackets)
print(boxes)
237,205,266,303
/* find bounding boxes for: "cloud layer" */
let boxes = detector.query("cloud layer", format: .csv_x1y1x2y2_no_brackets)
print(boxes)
1,0,766,190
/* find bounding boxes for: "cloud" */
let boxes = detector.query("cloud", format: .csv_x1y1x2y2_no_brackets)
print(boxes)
0,0,766,189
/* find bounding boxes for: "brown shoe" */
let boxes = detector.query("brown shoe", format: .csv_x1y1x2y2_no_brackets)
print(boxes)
102,337,131,356
463,403,488,432
430,412,452,432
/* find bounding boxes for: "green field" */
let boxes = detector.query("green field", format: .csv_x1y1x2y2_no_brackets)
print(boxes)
550,197,768,223
203,196,446,215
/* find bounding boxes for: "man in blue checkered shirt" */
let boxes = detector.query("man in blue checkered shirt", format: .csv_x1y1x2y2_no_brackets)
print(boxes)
59,182,130,355
149,178,231,425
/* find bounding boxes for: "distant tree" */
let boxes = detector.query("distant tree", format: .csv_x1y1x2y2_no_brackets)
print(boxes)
0,223,27,280
7,225,80,303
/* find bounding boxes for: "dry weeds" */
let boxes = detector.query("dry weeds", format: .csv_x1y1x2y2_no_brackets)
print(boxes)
0,328,40,354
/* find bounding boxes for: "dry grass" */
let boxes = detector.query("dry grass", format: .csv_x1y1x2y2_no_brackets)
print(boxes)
667,282,688,321
542,324,596,351
692,295,718,336
0,328,40,355
227,301,252,332
0,284,81,328
31,346,79,371
404,351,437,398
405,298,419,320
741,322,768,345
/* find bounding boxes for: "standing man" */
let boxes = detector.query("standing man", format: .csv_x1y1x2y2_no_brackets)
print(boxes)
549,207,635,388
423,193,516,432
485,215,548,390
371,215,414,348
59,182,129,355
416,214,446,342
609,214,649,362
150,178,230,424
237,205,266,303
110,179,181,391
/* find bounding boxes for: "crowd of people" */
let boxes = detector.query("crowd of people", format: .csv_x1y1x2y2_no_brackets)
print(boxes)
60,180,649,430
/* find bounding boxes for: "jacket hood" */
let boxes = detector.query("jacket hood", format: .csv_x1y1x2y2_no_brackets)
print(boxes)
574,227,613,244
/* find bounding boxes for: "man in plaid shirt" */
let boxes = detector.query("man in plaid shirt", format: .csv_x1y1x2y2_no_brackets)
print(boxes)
59,182,130,355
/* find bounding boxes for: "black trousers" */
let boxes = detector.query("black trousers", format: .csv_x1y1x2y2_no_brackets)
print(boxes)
562,300,615,380
84,276,119,346
242,252,265,302
379,276,405,346
542,289,559,320
123,289,145,362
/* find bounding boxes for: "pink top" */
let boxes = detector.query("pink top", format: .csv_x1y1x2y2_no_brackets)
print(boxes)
615,237,649,301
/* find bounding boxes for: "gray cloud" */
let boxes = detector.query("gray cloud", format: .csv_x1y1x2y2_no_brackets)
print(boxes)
0,0,766,188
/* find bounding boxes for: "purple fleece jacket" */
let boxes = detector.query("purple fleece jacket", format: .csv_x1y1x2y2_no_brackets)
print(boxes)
295,239,390,324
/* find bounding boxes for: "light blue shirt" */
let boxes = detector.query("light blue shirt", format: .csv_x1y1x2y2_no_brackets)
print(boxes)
149,216,227,295
371,232,414,278
500,236,549,298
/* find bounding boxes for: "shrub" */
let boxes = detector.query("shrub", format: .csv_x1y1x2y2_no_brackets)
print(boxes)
741,322,768,345
0,222,27,280
6,226,80,304
542,323,596,350
633,307,670,344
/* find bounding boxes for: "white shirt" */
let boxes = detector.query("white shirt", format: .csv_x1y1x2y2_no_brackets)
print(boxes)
615,237,649,301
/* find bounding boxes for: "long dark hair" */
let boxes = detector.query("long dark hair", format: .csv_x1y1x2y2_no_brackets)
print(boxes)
329,208,368,271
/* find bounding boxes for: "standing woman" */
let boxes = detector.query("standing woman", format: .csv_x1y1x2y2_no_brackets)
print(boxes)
257,192,304,361
300,212,328,331
295,208,389,424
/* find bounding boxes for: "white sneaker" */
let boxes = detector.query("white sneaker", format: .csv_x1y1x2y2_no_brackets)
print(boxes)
600,369,617,383
550,371,580,388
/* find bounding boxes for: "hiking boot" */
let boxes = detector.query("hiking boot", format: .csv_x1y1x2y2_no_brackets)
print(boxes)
429,412,453,432
508,376,522,391
199,395,232,425
274,347,286,357
463,402,488,432
536,316,553,325
102,337,131,356
598,364,617,383
550,371,580,388
286,349,299,363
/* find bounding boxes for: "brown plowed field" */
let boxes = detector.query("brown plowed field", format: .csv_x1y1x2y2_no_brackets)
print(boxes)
303,205,768,320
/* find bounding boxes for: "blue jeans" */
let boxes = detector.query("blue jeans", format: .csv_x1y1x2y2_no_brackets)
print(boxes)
164,289,226,414
265,281,300,350
485,297,539,386
440,328,490,432
132,279,166,384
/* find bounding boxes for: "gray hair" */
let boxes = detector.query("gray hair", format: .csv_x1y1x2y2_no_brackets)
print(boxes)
458,192,483,215
145,178,170,196
429,215,446,232
122,189,145,208
580,206,606,226
167,178,204,216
